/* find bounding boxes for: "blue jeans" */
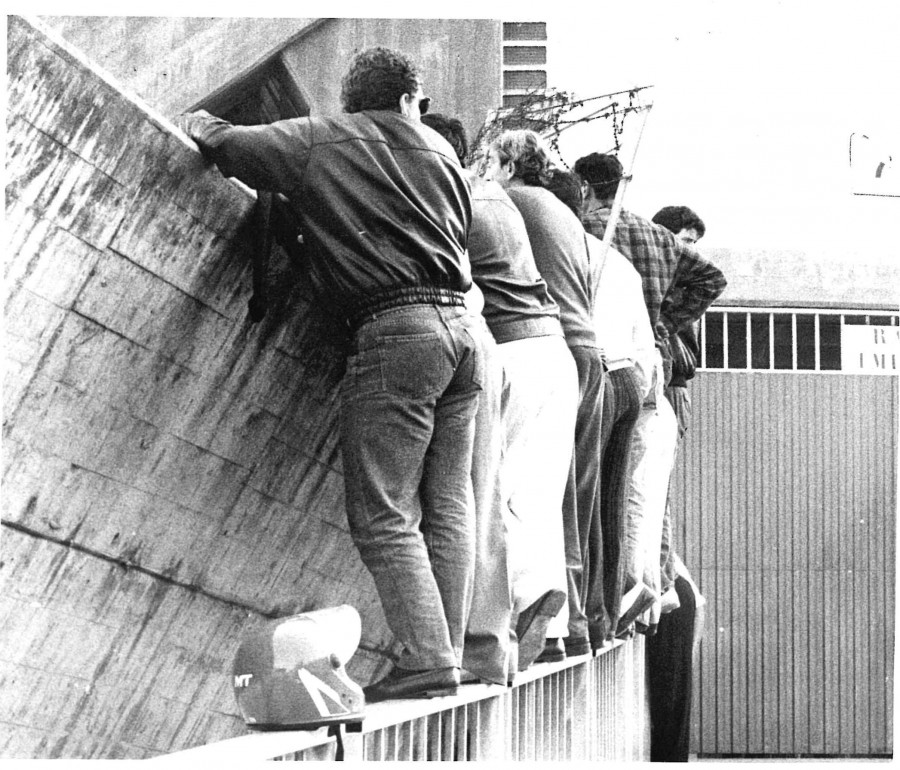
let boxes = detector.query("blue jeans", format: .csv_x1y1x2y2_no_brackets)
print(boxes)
340,304,486,671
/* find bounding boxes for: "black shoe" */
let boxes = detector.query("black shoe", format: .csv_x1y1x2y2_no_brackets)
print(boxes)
363,666,459,703
535,637,566,664
636,621,658,637
515,589,566,671
588,619,612,652
564,636,591,657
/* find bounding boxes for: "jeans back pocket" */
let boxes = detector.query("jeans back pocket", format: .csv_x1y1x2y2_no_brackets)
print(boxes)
378,332,446,400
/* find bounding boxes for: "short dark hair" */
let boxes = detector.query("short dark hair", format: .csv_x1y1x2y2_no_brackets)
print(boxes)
543,168,584,218
573,153,624,200
421,113,468,167
492,130,552,187
651,205,706,239
340,47,420,114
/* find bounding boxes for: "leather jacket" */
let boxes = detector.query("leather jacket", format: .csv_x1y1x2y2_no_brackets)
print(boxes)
176,109,473,317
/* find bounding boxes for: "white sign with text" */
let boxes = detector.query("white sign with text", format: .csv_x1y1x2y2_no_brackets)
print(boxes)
841,324,899,374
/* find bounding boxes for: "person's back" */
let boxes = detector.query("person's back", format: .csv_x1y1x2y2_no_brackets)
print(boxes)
176,46,486,703
177,109,472,320
505,185,596,350
584,206,697,338
586,234,655,394
466,176,562,342
574,152,725,345
419,114,578,678
490,138,603,662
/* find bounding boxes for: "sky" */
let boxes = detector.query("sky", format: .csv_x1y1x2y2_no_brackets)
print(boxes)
10,0,900,261
543,1,900,255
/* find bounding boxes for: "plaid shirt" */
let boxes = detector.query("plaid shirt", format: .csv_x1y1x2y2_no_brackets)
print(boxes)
582,204,726,341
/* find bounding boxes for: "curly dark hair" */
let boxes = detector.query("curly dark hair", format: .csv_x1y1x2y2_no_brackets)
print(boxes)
543,168,584,218
340,46,421,114
573,153,624,201
421,113,469,167
651,205,706,239
492,130,552,187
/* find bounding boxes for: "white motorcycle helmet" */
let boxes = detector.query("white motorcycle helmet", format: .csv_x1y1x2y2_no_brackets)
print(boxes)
233,605,365,730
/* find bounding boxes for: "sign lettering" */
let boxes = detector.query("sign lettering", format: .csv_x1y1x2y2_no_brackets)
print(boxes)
841,324,899,374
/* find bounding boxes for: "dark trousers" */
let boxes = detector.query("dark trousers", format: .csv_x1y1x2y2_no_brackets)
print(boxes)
646,574,696,761
562,346,606,643
586,366,642,644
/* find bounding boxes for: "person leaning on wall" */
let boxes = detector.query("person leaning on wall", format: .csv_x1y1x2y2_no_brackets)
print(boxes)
485,130,604,664
645,203,710,762
574,153,726,638
422,113,578,677
543,169,655,652
174,46,490,703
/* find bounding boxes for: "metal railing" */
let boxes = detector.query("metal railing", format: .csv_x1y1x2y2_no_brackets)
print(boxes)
154,635,648,762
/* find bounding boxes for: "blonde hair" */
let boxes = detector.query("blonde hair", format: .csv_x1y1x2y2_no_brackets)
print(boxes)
491,129,552,186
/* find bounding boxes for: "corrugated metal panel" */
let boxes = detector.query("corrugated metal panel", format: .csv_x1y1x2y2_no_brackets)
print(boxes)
670,371,896,757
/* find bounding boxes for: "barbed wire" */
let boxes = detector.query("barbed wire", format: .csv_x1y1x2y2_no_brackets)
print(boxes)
468,85,653,170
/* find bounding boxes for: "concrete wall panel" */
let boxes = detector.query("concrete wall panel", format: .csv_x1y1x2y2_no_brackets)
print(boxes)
2,16,394,758
38,16,321,116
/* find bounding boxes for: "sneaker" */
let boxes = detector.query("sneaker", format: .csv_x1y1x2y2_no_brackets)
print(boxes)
515,590,566,671
660,586,681,614
615,583,658,637
363,666,459,703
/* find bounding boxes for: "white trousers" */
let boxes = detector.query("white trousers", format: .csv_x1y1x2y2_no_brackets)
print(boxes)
498,335,578,638
622,357,679,627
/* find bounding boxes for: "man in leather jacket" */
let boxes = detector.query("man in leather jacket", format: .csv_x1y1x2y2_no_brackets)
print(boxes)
175,47,487,702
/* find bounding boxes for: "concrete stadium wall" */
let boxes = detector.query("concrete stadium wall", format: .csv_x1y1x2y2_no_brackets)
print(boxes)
2,15,395,759
37,16,321,116
40,17,503,144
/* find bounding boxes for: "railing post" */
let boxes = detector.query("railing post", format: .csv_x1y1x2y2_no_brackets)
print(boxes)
570,660,590,759
340,728,365,762
467,693,506,760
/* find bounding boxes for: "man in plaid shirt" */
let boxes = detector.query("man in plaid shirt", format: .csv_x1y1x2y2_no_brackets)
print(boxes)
573,153,726,348
572,152,725,642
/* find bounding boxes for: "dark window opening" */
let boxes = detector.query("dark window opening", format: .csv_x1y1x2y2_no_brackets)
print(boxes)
504,46,547,65
502,94,532,108
503,22,548,40
704,313,724,369
726,312,747,369
503,70,548,90
701,309,897,373
796,314,816,370
819,315,842,370
750,313,770,369
197,56,309,126
773,314,793,369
